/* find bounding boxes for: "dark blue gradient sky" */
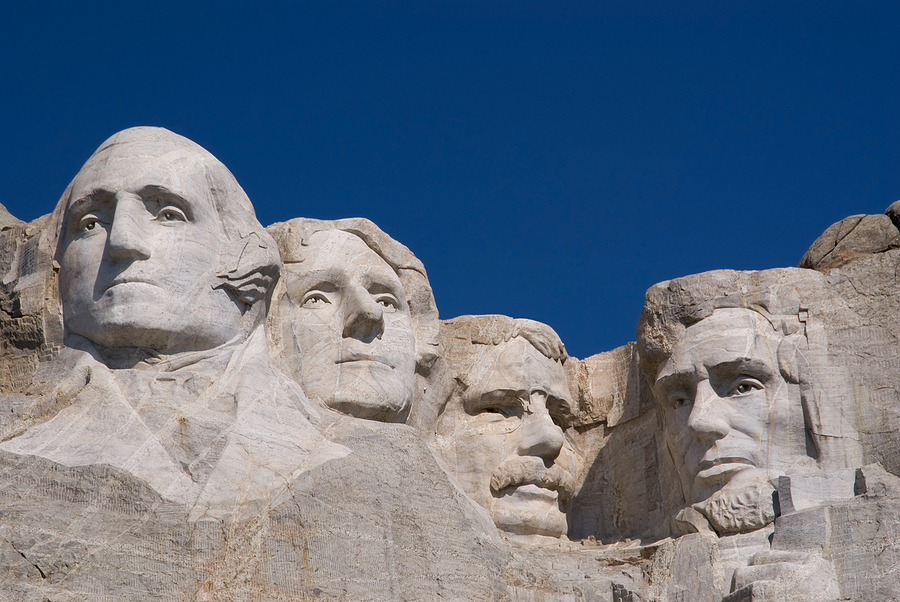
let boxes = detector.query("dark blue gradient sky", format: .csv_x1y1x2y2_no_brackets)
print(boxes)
2,2,897,359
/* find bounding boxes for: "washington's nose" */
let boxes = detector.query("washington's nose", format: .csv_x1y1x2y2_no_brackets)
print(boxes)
687,380,730,441
108,194,151,263
342,285,385,342
516,395,565,462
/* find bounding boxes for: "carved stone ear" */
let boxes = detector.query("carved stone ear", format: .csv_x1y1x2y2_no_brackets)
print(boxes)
216,232,280,306
777,333,806,384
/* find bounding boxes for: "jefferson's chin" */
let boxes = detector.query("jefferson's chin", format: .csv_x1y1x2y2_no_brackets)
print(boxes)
324,386,412,423
491,485,568,539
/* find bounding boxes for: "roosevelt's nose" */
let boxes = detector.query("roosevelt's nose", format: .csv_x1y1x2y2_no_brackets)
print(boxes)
686,380,730,441
342,285,385,342
516,393,565,462
108,194,151,263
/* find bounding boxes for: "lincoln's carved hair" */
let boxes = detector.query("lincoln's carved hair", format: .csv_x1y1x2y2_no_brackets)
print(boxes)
637,268,863,470
436,314,568,417
48,127,280,322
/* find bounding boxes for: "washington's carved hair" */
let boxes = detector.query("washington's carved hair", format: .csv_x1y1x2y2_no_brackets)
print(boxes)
47,127,281,320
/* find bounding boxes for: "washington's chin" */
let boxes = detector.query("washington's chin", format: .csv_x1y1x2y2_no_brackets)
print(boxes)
490,485,568,539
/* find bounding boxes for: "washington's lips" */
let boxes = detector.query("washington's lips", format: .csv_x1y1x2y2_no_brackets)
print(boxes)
490,457,576,501
102,277,161,293
336,353,394,367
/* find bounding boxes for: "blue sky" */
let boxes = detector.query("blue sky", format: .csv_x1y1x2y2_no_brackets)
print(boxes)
1,2,897,359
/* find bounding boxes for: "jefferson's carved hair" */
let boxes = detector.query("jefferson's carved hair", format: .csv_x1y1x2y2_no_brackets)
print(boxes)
267,217,441,375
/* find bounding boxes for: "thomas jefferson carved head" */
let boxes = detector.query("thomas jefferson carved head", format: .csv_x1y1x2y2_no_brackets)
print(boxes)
53,127,279,354
267,218,441,423
434,315,580,542
637,269,863,535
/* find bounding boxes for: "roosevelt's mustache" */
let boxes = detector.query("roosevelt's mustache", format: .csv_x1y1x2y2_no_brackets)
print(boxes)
490,456,577,501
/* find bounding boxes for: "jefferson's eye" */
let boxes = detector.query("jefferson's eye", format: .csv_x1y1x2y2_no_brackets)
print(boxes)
156,206,187,222
302,293,331,308
728,379,763,396
375,295,399,312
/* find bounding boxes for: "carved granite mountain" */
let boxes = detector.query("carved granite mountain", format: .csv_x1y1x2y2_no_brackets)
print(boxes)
0,128,897,601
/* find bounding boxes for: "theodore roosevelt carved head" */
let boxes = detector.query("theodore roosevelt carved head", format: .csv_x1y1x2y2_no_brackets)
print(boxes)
267,218,441,423
434,315,580,542
53,127,279,355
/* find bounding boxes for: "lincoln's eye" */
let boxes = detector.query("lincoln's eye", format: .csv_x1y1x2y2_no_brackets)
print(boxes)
736,383,753,394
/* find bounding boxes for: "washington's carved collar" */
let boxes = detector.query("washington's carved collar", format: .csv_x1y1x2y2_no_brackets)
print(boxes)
68,333,245,373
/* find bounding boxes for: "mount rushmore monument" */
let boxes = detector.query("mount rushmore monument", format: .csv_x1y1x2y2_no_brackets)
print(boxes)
0,127,898,601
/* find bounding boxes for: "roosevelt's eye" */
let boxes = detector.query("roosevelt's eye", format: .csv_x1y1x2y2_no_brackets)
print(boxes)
470,391,524,420
669,395,692,410
302,292,331,308
156,206,187,223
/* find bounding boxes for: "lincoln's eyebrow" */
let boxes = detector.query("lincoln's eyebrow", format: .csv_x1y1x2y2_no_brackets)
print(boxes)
708,357,776,380
654,370,694,393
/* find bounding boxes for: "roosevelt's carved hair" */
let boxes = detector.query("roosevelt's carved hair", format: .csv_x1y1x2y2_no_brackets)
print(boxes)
436,314,568,419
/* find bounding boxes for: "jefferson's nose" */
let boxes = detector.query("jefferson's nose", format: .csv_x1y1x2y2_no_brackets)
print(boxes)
342,285,384,341
108,194,151,263
516,393,565,462
687,380,730,441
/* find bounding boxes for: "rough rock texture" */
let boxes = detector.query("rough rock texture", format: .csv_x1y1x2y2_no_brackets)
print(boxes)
1,127,899,601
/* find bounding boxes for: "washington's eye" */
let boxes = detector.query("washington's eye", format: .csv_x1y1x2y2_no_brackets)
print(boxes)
302,293,331,308
79,215,100,233
156,206,187,222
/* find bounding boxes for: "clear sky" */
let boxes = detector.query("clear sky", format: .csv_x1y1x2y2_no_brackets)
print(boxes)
1,2,897,359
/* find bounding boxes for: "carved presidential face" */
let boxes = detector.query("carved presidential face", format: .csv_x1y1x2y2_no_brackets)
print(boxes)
437,337,579,540
654,308,804,505
58,144,243,352
280,229,416,422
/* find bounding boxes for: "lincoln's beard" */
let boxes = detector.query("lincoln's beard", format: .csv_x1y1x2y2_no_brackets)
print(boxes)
694,475,776,536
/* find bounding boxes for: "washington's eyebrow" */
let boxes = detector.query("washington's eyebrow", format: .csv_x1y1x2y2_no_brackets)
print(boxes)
136,185,195,219
66,190,114,222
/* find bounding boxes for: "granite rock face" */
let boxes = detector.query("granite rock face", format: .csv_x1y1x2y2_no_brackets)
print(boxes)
0,127,898,601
